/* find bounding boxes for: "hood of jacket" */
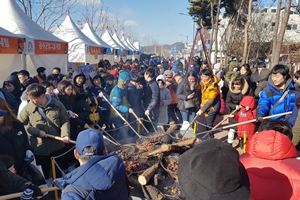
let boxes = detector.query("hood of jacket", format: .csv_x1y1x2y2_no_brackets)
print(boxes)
72,70,86,87
267,74,294,94
258,69,270,81
246,130,297,160
229,61,239,71
55,154,126,193
89,71,105,87
3,75,21,91
239,95,255,110
117,71,131,90
22,77,37,88
229,78,249,95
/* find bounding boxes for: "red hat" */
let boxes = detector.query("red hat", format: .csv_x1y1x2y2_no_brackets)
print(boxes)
110,69,119,77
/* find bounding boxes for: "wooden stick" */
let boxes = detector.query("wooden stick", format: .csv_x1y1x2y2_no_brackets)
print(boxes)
132,111,150,133
46,134,76,144
173,137,196,147
102,95,141,138
146,114,158,133
165,124,178,135
148,144,185,156
0,187,60,200
195,111,292,136
212,108,238,130
138,154,163,185
143,185,164,200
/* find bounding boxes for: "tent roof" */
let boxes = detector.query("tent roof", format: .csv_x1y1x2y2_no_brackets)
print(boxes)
53,15,100,47
81,23,111,48
0,27,23,38
112,32,129,50
120,36,135,51
126,37,138,51
101,29,123,50
0,0,64,42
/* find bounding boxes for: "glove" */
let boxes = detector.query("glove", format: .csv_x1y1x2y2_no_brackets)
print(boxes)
26,183,43,197
196,110,202,116
145,110,150,116
257,116,264,123
24,150,34,162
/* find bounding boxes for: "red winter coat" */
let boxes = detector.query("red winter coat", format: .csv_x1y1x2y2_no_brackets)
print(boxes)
240,130,300,200
233,96,256,138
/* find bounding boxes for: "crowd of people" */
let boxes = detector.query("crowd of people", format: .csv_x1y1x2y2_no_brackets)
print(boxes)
0,55,300,199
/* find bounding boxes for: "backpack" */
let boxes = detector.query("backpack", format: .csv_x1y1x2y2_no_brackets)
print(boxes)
0,88,18,113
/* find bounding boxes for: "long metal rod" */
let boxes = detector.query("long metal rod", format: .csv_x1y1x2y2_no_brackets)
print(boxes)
102,95,141,138
132,111,150,133
91,121,121,145
146,114,158,133
195,111,292,137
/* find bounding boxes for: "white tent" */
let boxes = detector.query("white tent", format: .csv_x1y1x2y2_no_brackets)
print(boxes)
81,23,115,64
126,37,138,51
0,0,68,76
101,29,123,55
120,36,135,51
0,27,26,81
53,15,103,64
81,23,111,49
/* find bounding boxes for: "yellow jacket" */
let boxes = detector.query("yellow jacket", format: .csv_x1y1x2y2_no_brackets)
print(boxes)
200,75,220,115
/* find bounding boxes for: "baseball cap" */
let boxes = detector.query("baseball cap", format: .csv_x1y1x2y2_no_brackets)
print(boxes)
76,129,105,156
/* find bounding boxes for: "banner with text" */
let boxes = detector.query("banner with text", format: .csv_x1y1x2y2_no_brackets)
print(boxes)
34,40,68,54
0,36,24,54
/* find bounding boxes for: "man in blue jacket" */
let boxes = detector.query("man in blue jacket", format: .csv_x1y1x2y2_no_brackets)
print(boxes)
110,71,133,140
53,129,129,200
257,64,295,120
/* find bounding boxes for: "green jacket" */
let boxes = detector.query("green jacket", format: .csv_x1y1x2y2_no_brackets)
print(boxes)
18,95,70,156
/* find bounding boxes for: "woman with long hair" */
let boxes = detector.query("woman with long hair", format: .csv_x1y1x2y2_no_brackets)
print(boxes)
57,80,90,140
0,98,32,176
176,71,201,130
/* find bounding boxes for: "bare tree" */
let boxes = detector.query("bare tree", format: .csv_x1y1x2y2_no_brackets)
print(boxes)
242,0,253,64
16,0,78,31
270,0,291,67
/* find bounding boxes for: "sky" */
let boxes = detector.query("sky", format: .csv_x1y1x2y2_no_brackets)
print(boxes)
102,0,194,46
101,0,298,46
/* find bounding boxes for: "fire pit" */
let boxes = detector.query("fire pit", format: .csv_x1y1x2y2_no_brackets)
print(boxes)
160,153,180,180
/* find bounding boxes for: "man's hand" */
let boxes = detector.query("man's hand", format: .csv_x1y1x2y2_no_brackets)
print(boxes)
62,136,70,143
99,92,104,98
196,110,202,116
38,130,47,138
68,111,78,118
129,108,134,114
145,110,150,116
228,114,234,118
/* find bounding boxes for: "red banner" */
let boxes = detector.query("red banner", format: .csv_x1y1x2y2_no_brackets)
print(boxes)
34,40,68,54
0,36,24,54
89,46,103,55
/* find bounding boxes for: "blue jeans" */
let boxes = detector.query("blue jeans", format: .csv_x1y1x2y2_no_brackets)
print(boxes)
110,116,124,140
181,108,196,123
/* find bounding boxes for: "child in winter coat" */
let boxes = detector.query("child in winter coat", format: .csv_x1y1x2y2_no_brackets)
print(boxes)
156,75,172,131
229,95,256,147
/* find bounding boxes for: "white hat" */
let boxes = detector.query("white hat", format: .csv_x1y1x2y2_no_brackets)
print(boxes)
156,75,166,83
